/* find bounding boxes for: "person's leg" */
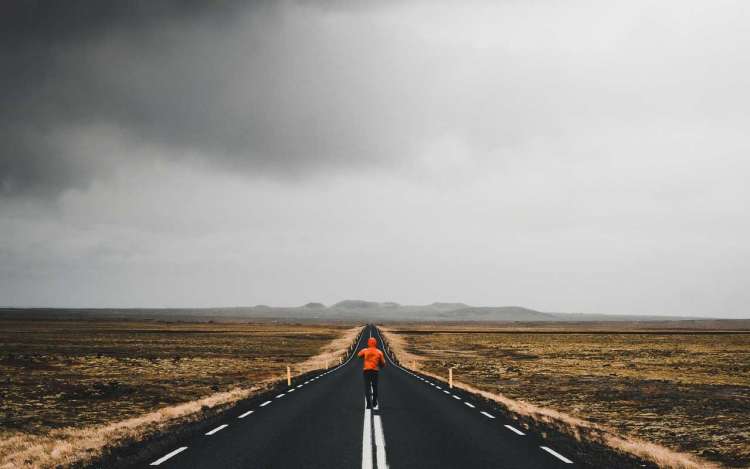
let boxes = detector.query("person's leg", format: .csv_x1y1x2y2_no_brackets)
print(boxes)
363,371,373,408
371,371,379,407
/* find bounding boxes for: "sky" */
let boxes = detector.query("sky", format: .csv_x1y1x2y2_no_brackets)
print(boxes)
1,1,749,317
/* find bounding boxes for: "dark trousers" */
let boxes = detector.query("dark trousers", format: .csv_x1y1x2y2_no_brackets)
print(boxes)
363,370,379,407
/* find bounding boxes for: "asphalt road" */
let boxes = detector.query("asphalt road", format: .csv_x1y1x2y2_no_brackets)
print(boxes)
140,325,579,469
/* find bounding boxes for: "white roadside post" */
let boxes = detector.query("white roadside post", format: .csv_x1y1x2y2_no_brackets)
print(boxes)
449,367,453,388
287,366,291,387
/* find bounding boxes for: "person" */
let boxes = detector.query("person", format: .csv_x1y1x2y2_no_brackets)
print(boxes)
358,336,386,409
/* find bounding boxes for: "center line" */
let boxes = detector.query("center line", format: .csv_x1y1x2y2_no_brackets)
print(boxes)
238,410,254,419
480,411,495,419
373,413,388,469
150,447,187,465
260,400,272,407
362,406,373,469
205,424,228,436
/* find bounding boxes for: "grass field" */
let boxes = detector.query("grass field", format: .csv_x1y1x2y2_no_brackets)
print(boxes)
0,319,355,468
385,324,750,468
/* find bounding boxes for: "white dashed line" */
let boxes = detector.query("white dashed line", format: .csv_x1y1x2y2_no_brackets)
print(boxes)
288,389,295,393
480,411,495,419
205,424,228,436
442,390,450,394
276,393,285,398
464,402,475,408
436,386,442,390
150,447,187,465
238,410,254,419
452,395,461,400
260,400,272,407
297,385,303,388
504,424,525,435
541,446,573,464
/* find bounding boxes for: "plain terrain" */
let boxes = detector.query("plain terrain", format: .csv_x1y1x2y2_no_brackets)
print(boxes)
0,319,352,466
386,322,750,467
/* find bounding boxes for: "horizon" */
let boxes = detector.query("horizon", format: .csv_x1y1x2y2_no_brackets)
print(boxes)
1,300,742,320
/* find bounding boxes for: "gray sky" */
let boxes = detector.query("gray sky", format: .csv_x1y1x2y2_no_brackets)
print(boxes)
1,1,749,317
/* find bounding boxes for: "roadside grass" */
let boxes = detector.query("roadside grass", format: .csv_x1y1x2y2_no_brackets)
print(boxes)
382,324,750,468
0,319,358,468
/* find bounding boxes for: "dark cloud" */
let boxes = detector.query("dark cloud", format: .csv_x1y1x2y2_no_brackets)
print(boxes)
0,0,425,197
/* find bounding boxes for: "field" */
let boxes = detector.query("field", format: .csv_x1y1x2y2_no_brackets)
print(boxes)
0,319,356,467
384,323,750,468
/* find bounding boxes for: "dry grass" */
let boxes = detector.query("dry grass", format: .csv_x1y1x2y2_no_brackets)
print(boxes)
382,325,750,468
0,319,360,469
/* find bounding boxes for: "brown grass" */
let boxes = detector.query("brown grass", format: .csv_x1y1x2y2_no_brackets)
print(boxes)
0,320,360,469
381,325,749,468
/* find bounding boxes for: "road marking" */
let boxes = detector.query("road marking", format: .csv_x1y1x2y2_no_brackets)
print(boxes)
435,386,442,389
541,446,573,464
260,400,272,407
452,395,461,400
297,385,303,388
238,410,254,419
442,390,450,394
276,393,285,398
150,447,187,465
362,407,373,469
373,413,388,469
480,411,495,419
504,424,525,435
205,424,228,436
464,402,475,408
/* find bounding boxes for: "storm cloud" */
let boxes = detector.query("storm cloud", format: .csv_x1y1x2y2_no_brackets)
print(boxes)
1,1,749,315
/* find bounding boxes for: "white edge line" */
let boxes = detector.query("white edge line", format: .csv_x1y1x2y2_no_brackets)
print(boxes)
276,393,285,398
452,395,461,400
260,400,272,407
464,402,475,408
504,424,526,435
541,446,573,464
480,411,495,419
205,424,228,436
150,447,188,465
238,410,254,419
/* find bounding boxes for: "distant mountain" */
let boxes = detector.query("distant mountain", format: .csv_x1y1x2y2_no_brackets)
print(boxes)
0,301,725,323
430,302,469,311
447,306,555,321
333,300,382,309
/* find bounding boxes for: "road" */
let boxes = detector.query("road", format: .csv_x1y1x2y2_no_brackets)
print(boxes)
139,325,579,468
